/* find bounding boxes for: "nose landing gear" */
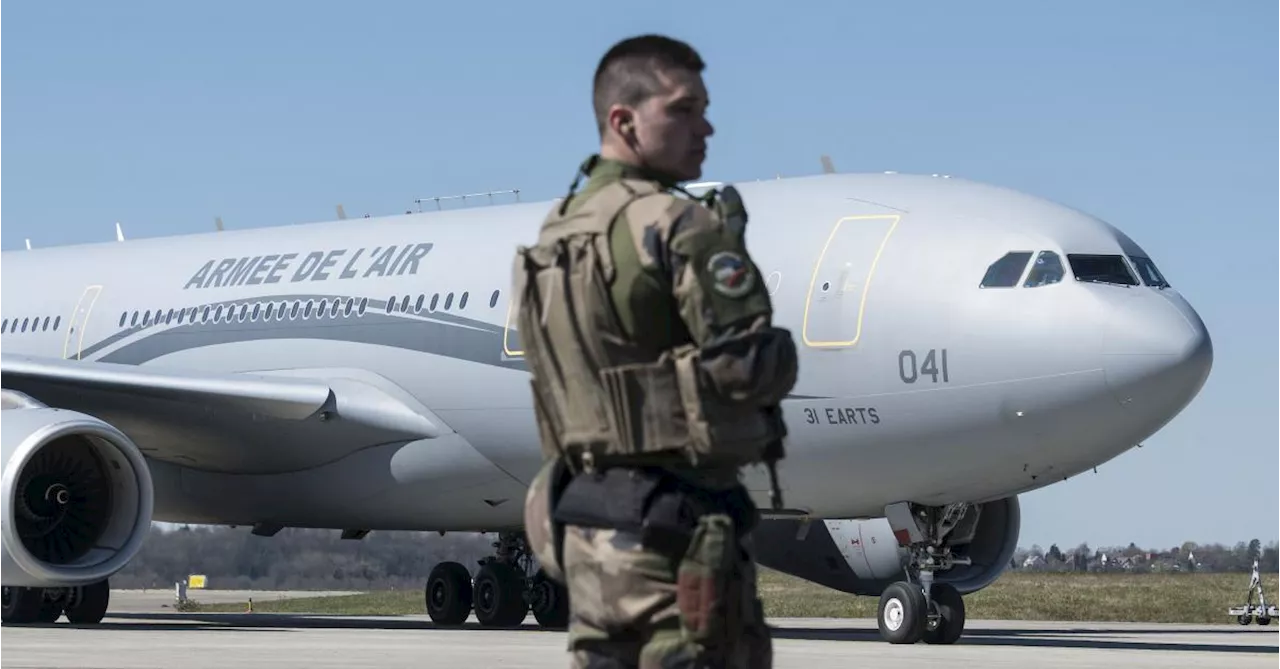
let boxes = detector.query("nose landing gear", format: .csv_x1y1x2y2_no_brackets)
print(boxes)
876,501,977,644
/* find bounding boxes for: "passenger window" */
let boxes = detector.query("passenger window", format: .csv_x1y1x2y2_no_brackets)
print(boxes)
459,292,469,310
489,290,500,308
444,293,454,310
429,294,439,312
1067,254,1137,286
330,300,340,318
344,298,354,317
980,251,1033,288
53,316,61,331
1024,251,1065,287
415,295,425,313
1128,256,1170,288
119,312,127,327
1,319,8,333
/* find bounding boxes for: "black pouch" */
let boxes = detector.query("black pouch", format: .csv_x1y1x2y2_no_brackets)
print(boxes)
642,487,701,555
552,468,664,532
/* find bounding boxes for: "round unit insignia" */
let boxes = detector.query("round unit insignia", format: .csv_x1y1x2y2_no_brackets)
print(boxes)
706,250,755,298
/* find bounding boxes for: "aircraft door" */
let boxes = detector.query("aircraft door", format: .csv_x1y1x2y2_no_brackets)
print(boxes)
802,214,901,349
63,285,104,360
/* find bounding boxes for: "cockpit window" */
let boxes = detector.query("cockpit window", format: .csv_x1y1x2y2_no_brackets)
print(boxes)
1067,254,1138,286
1024,251,1064,287
1128,256,1170,288
980,251,1033,288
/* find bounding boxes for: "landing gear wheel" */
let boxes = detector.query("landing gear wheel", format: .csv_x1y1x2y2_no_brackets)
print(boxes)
878,581,927,644
922,582,965,645
64,580,110,625
1237,614,1254,625
529,570,569,629
425,562,473,626
2,586,45,624
472,562,528,628
1257,616,1272,626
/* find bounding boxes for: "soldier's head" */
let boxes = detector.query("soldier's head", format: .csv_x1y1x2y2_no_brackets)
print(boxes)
593,34,714,182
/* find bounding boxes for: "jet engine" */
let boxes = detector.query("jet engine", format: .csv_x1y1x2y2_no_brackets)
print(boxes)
1,395,153,588
753,496,1020,596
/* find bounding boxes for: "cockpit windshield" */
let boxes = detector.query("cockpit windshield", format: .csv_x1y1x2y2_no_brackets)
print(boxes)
1023,251,1064,287
1128,255,1170,288
980,251,1032,288
1067,254,1138,286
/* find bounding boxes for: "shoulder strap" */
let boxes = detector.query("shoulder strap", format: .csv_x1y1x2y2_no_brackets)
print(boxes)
537,179,662,245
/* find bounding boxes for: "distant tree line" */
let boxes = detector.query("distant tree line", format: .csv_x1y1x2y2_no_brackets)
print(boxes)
108,524,1280,591
112,525,496,591
1010,539,1278,574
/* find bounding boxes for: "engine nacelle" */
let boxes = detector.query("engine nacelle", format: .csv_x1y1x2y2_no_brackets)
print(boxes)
1,399,154,587
753,496,1020,597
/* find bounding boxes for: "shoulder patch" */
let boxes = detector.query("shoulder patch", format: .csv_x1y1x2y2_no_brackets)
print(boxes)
706,250,755,298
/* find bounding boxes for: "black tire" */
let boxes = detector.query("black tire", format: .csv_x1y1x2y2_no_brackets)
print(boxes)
877,581,927,644
472,562,528,628
425,562,473,626
1238,614,1254,625
530,570,569,629
922,582,966,645
64,580,110,625
2,586,46,624
1257,616,1272,626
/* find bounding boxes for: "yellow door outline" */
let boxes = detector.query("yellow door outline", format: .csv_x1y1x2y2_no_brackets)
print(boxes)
502,291,523,358
801,214,901,348
63,285,104,360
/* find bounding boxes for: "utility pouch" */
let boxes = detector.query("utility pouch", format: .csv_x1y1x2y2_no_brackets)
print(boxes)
551,468,664,532
641,487,700,556
676,513,739,646
598,354,691,459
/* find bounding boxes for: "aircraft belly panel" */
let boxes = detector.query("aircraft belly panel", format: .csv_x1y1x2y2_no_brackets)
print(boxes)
802,214,901,349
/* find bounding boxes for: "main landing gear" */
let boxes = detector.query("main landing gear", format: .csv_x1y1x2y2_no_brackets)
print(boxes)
1,579,111,625
876,502,976,645
424,531,568,629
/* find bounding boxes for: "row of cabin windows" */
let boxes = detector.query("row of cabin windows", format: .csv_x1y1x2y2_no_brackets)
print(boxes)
115,289,503,330
1,315,62,334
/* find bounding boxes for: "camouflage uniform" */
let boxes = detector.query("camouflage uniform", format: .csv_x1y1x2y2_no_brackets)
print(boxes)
515,155,797,669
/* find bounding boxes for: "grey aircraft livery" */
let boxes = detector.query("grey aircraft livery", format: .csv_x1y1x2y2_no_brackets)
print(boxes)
0,167,1212,645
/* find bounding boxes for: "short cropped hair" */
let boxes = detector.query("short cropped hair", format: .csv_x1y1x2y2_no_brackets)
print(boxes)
592,34,705,136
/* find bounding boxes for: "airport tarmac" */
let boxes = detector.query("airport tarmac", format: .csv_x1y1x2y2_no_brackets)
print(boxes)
2,590,1276,668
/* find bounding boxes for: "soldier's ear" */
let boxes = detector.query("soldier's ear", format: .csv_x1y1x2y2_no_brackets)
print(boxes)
610,107,637,143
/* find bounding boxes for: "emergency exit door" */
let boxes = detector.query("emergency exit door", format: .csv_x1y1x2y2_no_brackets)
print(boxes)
802,214,901,349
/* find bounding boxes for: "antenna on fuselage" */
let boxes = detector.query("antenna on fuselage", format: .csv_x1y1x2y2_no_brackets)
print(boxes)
25,239,32,250
215,216,225,232
115,222,125,241
820,155,836,174
336,204,347,220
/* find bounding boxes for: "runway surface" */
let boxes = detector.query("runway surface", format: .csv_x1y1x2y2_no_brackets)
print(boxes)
3,590,1276,668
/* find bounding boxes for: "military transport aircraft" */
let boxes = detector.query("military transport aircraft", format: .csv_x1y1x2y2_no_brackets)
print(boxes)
0,168,1212,645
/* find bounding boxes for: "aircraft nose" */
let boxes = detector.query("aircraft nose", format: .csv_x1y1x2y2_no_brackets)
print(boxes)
1103,291,1213,420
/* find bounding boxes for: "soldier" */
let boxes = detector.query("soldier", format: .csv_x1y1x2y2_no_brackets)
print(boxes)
517,34,798,668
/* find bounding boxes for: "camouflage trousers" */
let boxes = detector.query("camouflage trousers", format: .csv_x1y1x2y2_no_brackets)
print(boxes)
561,516,772,669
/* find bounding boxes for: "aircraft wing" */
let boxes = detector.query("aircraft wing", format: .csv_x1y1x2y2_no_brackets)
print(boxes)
0,353,441,474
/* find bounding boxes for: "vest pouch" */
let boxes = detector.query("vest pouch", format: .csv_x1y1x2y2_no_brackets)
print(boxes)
597,353,692,460
516,235,626,454
674,349,784,467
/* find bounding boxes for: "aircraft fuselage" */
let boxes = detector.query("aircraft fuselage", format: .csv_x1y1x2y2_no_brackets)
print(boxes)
0,172,1212,532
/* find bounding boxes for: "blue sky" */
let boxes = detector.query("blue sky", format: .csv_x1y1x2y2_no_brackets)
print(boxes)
3,1,1276,550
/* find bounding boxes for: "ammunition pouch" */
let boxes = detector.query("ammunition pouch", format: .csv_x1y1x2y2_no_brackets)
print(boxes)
591,344,788,469
551,467,759,557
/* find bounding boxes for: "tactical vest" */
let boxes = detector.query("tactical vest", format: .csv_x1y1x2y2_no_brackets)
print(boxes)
513,179,783,472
